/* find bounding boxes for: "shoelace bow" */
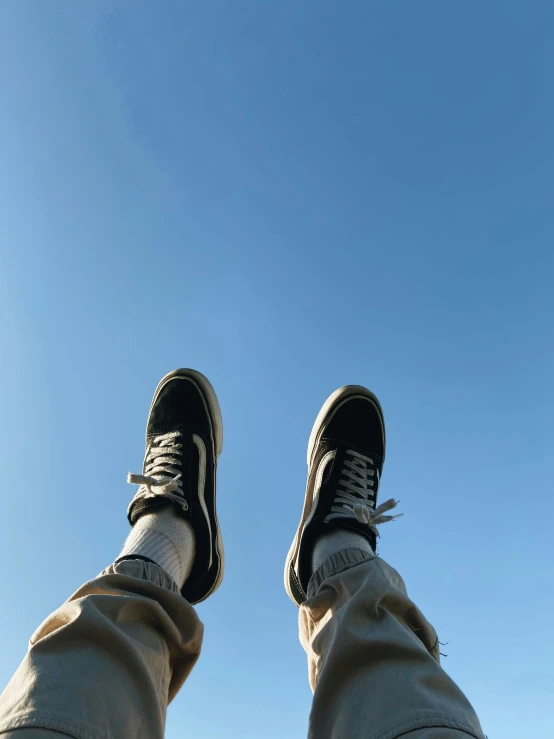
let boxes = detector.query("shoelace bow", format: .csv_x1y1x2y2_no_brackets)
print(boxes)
127,431,188,513
325,448,402,535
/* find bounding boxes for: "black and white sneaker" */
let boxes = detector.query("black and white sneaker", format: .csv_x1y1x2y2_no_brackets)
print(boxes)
127,369,224,604
285,385,402,606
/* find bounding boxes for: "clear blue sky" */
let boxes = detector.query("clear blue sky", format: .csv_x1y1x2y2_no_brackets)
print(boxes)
1,2,553,737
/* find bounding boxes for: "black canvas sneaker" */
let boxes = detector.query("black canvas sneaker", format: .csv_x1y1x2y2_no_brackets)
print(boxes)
285,385,401,606
126,369,224,604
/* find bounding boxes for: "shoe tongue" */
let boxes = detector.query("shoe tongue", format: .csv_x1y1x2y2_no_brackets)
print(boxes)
337,449,374,502
148,433,193,496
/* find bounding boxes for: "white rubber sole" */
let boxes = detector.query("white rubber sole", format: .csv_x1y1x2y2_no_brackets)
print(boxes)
285,385,385,605
150,368,224,602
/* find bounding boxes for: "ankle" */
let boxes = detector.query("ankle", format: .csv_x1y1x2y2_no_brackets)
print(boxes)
118,507,196,588
311,528,373,573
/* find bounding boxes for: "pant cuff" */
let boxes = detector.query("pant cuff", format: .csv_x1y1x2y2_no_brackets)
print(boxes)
307,547,376,597
101,558,180,595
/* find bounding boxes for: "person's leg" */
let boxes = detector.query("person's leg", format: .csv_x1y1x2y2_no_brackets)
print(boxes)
0,369,224,739
300,551,484,739
285,385,485,739
0,560,203,739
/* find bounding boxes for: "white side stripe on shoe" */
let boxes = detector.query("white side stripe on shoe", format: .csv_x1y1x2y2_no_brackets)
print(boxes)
192,433,212,569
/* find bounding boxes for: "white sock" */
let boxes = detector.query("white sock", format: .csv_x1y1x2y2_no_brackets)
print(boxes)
118,507,196,588
311,529,373,573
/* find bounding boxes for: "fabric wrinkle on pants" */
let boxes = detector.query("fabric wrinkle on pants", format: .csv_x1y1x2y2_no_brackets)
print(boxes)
0,560,203,739
0,553,484,739
300,548,485,739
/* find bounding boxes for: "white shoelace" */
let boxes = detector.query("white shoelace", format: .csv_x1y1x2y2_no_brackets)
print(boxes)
325,448,403,535
127,431,188,514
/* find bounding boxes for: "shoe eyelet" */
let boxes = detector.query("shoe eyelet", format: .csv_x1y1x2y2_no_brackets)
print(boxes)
324,516,330,523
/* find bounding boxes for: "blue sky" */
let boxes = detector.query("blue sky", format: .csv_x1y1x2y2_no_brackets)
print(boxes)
1,2,553,737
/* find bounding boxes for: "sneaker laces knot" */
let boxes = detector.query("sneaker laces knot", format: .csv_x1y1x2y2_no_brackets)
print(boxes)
326,449,403,535
127,431,188,515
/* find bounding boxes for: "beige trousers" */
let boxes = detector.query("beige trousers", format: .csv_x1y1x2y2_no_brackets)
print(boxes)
0,549,485,739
